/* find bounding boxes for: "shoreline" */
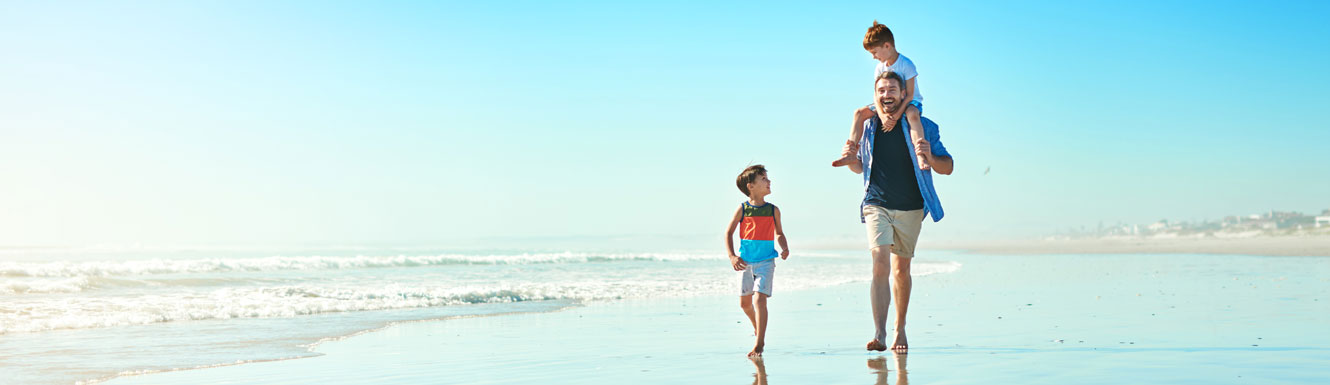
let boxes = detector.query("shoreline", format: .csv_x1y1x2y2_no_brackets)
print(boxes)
945,235,1330,257
85,300,580,385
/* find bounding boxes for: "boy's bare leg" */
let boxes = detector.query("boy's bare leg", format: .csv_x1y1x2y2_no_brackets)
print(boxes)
890,253,912,352
740,294,757,335
867,246,891,351
833,106,874,167
904,105,929,170
748,293,768,358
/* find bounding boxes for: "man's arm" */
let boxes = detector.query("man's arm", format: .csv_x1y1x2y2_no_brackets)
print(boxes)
724,207,747,270
773,206,789,259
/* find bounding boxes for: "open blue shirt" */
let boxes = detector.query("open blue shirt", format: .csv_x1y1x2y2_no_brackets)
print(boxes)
858,115,952,223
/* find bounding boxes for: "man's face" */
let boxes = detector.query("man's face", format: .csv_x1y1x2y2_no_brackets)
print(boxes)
876,77,902,112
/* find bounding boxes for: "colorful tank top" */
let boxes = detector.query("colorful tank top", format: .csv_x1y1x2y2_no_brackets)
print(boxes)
738,202,778,263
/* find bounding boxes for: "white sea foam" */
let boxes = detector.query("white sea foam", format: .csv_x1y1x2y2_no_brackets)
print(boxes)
0,284,559,334
0,259,962,335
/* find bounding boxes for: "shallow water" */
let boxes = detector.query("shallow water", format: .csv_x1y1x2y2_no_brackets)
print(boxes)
1,246,954,384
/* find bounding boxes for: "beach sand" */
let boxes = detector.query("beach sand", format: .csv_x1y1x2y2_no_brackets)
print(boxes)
107,252,1330,384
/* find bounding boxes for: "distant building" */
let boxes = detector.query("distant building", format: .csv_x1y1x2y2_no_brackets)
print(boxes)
1317,216,1330,228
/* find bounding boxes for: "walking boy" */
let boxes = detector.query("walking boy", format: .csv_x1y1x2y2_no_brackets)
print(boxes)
724,164,790,358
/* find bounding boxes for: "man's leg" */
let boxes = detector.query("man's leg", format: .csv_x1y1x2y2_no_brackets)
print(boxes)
890,253,912,351
887,208,925,352
868,245,892,351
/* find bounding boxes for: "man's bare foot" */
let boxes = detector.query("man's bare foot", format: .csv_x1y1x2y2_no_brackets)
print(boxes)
866,339,887,351
832,152,856,167
890,331,908,352
748,344,764,358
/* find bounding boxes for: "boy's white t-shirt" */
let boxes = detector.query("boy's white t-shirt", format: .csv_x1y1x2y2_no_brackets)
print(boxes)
874,53,923,104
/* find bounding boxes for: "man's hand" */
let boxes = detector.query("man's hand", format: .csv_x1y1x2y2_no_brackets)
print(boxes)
914,138,931,162
842,139,859,158
729,255,747,271
780,249,790,260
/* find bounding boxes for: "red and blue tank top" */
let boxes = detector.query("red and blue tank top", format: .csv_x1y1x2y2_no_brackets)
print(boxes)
738,202,778,263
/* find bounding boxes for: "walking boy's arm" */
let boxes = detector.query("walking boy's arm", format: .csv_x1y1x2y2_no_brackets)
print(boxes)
725,207,747,270
773,207,789,259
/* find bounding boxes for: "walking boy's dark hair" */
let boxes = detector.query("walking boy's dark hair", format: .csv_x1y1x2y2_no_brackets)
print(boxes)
863,20,895,50
736,164,767,196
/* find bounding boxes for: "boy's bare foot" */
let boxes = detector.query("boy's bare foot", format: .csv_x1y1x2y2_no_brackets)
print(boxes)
866,339,887,351
891,331,908,352
916,154,931,171
748,343,764,358
832,152,857,167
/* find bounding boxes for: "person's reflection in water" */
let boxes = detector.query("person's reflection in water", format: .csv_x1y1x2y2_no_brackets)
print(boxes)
748,356,768,385
867,353,907,385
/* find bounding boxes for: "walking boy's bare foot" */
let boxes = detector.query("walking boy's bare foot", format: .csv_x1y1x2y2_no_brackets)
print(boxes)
866,339,887,351
890,331,908,352
748,343,764,358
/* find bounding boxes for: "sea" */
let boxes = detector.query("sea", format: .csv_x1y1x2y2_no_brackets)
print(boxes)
0,245,961,384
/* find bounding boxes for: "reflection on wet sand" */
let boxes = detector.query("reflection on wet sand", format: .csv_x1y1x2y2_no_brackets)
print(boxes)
749,357,767,385
868,353,907,385
745,352,906,385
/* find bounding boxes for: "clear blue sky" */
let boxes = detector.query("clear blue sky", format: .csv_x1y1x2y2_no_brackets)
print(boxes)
2,1,1327,248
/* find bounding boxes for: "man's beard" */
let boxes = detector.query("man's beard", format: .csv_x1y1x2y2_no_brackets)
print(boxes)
880,98,898,112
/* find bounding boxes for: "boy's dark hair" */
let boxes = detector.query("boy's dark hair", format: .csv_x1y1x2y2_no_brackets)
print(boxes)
876,70,905,89
863,20,895,50
736,164,767,196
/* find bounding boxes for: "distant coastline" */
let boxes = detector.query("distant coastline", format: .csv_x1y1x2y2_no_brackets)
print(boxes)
951,234,1330,257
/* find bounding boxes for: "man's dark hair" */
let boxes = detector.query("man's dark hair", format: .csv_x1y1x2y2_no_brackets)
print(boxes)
863,20,895,50
876,70,905,89
736,164,767,196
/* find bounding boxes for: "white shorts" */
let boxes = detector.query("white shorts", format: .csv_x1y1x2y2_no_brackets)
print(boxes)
739,258,776,297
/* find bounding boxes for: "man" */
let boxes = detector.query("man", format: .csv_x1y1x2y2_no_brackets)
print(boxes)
841,70,954,352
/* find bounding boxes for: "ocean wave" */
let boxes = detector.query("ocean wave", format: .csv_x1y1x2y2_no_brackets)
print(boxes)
1,277,92,294
0,284,567,334
0,252,723,278
0,257,963,335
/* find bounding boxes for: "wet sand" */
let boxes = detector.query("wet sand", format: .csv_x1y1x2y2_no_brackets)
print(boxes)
107,252,1330,384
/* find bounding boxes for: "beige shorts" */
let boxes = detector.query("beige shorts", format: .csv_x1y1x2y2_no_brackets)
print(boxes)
863,205,925,258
